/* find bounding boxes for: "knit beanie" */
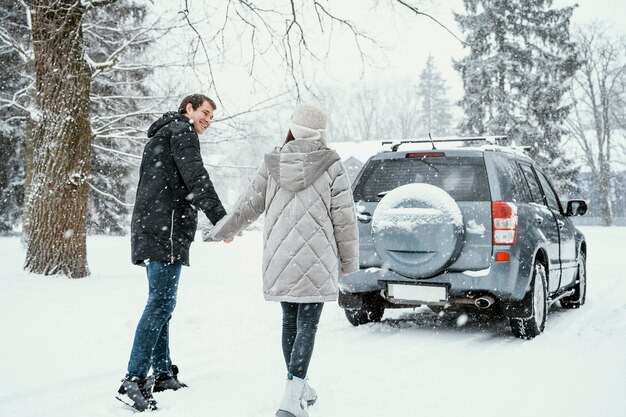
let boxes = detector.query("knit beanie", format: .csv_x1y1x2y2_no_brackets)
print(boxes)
290,103,327,145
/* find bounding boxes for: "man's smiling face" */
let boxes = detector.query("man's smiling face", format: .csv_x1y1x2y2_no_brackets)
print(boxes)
185,100,214,134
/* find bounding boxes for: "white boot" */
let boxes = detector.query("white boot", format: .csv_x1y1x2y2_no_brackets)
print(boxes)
276,375,308,417
301,378,317,406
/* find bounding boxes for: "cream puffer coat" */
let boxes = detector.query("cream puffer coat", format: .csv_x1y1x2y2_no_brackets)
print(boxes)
208,139,359,302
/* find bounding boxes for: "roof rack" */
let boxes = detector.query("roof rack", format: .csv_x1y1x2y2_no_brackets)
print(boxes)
382,136,508,152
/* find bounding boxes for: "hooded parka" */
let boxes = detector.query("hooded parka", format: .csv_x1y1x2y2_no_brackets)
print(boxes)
131,112,226,266
209,138,359,302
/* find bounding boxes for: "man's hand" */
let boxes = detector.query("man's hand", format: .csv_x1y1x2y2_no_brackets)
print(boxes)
223,237,234,244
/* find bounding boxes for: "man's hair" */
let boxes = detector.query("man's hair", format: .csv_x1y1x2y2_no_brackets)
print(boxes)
284,130,295,145
178,94,216,114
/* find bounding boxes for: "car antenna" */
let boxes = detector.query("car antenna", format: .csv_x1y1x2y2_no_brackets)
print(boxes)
428,133,437,150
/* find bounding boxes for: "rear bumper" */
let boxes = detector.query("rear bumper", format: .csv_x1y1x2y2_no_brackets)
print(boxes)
339,253,531,308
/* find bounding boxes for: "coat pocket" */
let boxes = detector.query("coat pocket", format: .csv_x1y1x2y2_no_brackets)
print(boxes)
179,206,198,242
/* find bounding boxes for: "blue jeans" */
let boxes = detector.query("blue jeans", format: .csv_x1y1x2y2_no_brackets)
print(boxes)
127,260,182,378
281,302,324,379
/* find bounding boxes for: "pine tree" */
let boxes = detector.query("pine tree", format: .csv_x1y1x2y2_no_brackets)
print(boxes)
84,1,154,235
454,0,580,192
416,55,453,137
0,0,30,234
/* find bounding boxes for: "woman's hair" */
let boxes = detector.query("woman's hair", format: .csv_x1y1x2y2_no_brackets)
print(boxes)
178,94,216,114
284,130,295,145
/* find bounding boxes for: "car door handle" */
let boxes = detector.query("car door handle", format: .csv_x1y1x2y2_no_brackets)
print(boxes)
534,214,543,225
357,212,372,223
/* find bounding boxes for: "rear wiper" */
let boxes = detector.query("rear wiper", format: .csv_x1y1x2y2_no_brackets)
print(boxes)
415,158,440,174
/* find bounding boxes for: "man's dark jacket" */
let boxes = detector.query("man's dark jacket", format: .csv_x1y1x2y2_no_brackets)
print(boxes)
131,112,226,266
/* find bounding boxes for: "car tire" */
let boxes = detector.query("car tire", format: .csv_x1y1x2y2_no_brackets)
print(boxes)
344,293,385,326
509,262,548,340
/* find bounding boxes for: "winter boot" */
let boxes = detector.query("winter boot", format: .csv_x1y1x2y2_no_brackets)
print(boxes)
139,377,157,409
116,375,158,412
301,378,317,406
276,374,308,417
153,364,188,393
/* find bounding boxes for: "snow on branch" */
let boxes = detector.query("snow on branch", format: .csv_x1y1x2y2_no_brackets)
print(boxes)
0,100,27,114
88,181,134,207
91,144,142,160
0,81,32,114
92,142,255,171
204,162,257,170
0,26,32,63
90,95,172,101
17,0,31,30
85,19,163,77
93,127,146,137
81,0,118,10
102,62,192,71
91,109,164,134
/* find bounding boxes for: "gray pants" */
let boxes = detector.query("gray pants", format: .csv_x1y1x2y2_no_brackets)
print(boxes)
280,302,324,379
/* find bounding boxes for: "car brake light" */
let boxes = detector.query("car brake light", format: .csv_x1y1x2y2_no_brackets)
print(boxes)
492,201,517,245
405,152,446,158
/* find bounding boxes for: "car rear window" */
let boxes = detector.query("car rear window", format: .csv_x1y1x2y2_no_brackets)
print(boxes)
353,156,491,202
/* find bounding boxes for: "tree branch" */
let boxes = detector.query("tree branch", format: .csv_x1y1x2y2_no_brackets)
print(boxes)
394,0,468,46
0,26,32,63
179,0,223,106
82,0,119,10
88,181,134,207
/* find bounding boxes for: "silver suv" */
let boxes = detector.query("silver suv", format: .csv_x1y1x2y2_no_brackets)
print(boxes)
339,139,588,339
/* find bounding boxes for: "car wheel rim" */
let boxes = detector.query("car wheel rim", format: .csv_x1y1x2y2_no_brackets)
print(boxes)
579,259,586,302
534,267,545,325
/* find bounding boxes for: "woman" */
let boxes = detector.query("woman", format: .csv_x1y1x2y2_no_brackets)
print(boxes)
208,103,359,417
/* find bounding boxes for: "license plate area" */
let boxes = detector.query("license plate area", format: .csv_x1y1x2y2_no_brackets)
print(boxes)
386,282,448,305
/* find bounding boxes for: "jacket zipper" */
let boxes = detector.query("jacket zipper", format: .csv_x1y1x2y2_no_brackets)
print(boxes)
169,209,175,264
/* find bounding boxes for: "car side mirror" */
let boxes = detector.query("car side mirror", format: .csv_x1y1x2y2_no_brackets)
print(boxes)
566,200,587,217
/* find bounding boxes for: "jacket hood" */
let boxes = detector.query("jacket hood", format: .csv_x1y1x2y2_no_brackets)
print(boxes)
148,112,190,138
264,139,341,193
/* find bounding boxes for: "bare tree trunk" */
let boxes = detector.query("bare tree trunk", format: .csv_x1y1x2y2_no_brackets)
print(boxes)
23,0,92,278
598,159,614,226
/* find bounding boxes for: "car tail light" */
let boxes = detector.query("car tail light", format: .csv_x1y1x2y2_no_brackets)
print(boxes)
492,201,517,245
405,152,446,158
495,252,510,262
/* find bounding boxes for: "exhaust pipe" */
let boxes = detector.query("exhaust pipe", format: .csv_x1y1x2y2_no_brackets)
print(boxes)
475,295,495,309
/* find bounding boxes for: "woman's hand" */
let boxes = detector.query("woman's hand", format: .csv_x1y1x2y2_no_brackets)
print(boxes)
223,237,234,244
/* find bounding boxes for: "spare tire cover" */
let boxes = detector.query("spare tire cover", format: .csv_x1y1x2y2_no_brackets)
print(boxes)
372,183,465,278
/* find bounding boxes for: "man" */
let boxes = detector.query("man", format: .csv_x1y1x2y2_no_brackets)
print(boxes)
116,94,231,412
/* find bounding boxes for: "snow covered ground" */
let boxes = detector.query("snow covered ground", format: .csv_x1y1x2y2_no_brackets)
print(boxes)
1,226,625,417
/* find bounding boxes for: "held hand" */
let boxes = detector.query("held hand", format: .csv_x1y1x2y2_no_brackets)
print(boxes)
223,237,234,244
